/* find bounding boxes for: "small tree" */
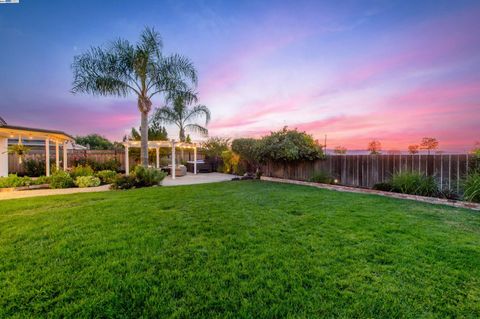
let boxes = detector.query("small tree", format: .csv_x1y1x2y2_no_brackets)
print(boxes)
420,137,439,155
333,146,347,155
408,144,419,154
232,138,259,172
127,119,168,141
367,140,382,155
201,137,230,171
256,127,323,163
75,134,114,150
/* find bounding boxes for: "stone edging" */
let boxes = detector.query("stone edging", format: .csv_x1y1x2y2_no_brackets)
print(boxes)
260,176,480,211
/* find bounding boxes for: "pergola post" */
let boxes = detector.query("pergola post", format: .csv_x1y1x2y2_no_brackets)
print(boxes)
63,142,68,171
45,139,50,177
171,140,176,179
194,145,197,174
0,137,8,177
156,147,160,169
125,145,130,176
55,141,60,170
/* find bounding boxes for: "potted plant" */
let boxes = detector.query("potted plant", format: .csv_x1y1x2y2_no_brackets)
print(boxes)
6,144,31,164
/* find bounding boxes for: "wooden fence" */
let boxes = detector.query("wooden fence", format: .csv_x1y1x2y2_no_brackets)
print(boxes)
262,154,474,192
8,149,204,174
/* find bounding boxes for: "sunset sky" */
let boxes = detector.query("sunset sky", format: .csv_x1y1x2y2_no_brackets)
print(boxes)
0,0,479,152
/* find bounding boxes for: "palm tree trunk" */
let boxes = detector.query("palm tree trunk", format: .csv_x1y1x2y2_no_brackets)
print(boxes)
140,111,149,167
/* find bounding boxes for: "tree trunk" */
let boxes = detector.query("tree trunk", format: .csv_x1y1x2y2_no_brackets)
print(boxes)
140,111,149,167
179,127,185,142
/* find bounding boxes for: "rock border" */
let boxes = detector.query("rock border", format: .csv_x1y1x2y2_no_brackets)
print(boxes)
261,176,480,211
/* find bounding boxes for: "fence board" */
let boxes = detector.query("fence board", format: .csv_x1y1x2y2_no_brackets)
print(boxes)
262,154,472,191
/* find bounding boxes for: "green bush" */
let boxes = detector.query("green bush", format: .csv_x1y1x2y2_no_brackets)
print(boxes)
232,138,259,172
463,172,480,203
72,158,121,172
22,159,46,177
221,150,240,174
50,170,74,189
256,127,323,163
75,176,101,188
0,174,32,188
96,170,118,184
69,165,94,179
133,166,166,187
372,182,393,192
309,171,333,184
32,176,51,185
391,172,438,197
111,167,167,190
110,175,138,190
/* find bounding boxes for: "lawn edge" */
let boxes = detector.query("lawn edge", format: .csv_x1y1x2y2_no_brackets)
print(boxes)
261,176,480,211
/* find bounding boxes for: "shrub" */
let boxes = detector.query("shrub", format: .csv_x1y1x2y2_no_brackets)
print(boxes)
232,138,259,172
391,172,438,197
463,172,480,203
110,167,167,190
372,182,393,192
309,171,333,184
0,174,32,188
23,159,46,177
72,158,121,172
256,127,323,163
221,150,240,174
96,170,117,184
50,170,74,189
69,165,94,179
32,176,51,185
75,176,101,188
133,166,166,187
110,175,138,190
92,159,121,172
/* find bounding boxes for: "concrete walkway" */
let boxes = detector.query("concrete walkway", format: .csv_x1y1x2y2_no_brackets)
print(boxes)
0,173,235,201
162,172,236,186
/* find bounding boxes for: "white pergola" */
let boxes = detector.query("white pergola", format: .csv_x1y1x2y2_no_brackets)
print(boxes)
123,140,198,179
0,125,74,177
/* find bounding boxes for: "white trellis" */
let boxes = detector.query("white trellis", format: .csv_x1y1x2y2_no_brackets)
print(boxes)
0,125,73,177
122,140,198,179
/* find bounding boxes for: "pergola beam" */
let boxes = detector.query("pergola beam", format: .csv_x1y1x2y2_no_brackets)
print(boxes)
171,140,176,180
55,141,60,170
63,142,68,171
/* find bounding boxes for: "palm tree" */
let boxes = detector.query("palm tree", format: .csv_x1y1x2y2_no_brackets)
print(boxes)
71,27,197,166
153,93,210,142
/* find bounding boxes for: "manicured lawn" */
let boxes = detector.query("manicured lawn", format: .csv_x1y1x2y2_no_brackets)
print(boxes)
1,181,479,318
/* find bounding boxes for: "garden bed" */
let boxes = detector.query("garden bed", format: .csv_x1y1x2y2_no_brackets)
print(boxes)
261,176,480,211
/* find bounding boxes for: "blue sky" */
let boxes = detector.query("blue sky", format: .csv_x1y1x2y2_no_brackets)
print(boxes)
1,0,479,151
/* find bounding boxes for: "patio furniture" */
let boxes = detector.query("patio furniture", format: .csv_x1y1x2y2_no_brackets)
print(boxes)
186,160,212,173
162,165,187,177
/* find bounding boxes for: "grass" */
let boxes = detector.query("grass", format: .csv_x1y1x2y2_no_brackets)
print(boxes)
1,180,480,318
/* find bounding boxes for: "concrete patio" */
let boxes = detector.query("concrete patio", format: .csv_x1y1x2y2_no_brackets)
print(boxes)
0,173,236,201
162,172,235,186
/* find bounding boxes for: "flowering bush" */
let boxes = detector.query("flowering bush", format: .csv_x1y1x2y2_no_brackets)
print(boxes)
50,170,74,189
75,176,101,188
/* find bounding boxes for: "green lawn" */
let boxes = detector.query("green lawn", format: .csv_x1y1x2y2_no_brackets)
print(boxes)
1,181,479,318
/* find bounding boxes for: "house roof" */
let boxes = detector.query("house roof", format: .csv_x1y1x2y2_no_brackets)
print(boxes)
0,116,6,126
0,124,74,142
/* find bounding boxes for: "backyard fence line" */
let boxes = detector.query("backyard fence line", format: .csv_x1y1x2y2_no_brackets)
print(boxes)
261,154,473,192
8,149,204,174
